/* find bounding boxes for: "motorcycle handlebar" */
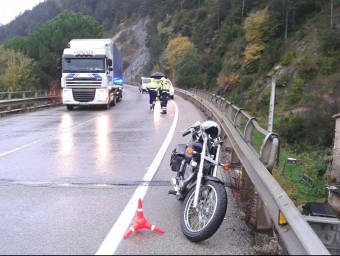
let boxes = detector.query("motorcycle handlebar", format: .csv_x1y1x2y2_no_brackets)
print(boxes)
181,123,201,137
182,130,191,137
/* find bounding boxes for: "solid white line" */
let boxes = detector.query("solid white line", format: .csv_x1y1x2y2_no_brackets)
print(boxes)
95,100,179,255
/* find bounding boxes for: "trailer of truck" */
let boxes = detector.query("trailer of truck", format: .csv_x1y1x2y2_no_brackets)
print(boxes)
58,38,124,110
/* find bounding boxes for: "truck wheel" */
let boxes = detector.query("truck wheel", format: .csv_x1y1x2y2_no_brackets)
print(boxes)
66,105,74,110
111,96,117,106
104,102,110,110
111,96,116,106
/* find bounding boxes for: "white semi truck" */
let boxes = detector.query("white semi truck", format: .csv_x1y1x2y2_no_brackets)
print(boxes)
58,38,124,110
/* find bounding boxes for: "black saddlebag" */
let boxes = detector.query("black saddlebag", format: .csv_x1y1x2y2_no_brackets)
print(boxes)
170,144,187,172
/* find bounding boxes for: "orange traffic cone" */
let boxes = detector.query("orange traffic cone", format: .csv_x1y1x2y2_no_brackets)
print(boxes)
123,198,164,239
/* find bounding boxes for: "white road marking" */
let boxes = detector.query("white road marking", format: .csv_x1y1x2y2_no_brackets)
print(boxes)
95,100,179,255
0,117,98,158
0,139,45,158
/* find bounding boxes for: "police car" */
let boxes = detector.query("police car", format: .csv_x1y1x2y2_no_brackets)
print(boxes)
139,77,151,94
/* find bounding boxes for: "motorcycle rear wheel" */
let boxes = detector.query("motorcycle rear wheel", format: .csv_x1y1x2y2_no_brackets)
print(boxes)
180,180,227,242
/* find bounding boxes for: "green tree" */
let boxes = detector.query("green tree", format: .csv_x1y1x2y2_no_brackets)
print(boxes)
243,6,277,65
4,11,103,89
175,48,202,88
0,46,39,92
163,36,196,80
28,11,103,78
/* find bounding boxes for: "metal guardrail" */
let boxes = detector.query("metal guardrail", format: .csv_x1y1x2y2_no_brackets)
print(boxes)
175,88,330,255
0,90,62,116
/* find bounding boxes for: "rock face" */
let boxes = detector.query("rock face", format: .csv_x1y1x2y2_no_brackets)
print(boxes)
113,16,150,83
328,113,340,213
332,113,340,182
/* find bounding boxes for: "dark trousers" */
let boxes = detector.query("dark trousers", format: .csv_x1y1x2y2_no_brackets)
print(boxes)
148,89,157,104
160,91,169,108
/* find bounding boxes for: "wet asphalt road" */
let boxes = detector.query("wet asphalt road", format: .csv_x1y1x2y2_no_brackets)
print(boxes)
0,86,256,255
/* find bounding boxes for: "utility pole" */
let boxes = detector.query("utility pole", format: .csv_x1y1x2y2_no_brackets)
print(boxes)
268,77,276,133
267,66,282,133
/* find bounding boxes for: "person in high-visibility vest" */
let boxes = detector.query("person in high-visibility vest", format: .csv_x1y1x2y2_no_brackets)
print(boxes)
146,78,159,110
159,77,170,114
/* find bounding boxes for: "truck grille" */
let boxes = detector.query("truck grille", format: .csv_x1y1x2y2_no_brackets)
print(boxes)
73,89,96,102
65,74,102,87
66,80,102,86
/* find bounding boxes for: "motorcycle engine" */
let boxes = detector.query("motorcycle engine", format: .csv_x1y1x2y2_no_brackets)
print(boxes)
184,164,193,179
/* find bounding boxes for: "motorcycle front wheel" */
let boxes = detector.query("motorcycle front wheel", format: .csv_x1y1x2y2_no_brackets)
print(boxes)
180,180,227,242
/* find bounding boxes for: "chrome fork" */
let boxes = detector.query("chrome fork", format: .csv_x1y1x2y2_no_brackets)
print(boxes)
193,137,207,208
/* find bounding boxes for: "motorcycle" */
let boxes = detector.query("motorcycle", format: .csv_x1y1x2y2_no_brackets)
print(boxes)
168,120,231,242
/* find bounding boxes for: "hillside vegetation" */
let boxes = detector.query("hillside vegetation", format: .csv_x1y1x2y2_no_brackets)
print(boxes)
0,0,339,205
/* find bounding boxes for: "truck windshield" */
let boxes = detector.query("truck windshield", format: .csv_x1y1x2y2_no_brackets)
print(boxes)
63,58,105,73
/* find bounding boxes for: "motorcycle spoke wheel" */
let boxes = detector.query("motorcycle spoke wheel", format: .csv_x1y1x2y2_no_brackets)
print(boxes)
180,180,227,243
185,187,216,232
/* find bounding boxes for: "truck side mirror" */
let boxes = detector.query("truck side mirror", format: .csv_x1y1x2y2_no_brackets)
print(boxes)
107,58,113,66
57,57,62,70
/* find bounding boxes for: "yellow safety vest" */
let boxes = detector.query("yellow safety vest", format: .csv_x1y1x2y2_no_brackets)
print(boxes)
147,80,158,91
160,79,170,91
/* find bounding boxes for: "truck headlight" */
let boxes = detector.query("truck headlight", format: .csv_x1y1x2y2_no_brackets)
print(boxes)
63,89,72,99
95,89,108,99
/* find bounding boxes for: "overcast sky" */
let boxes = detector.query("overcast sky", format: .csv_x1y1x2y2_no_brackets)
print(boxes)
0,0,45,25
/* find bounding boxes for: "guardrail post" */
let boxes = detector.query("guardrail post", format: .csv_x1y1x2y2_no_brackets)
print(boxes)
234,108,244,133
256,195,273,231
244,118,256,145
7,93,11,112
256,132,279,231
225,103,233,121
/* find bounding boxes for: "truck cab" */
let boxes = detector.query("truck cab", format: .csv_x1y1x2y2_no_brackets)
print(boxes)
58,39,123,110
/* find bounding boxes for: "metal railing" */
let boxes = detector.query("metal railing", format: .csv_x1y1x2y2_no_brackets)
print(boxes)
0,90,62,116
175,88,330,255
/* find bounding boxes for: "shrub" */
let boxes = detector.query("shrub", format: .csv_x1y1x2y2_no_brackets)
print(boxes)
239,76,253,91
281,51,296,66
276,74,291,87
321,29,340,56
296,55,318,81
278,113,305,144
285,78,305,105
257,61,272,77
317,57,338,76
298,29,307,40
255,90,270,113
276,147,331,205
